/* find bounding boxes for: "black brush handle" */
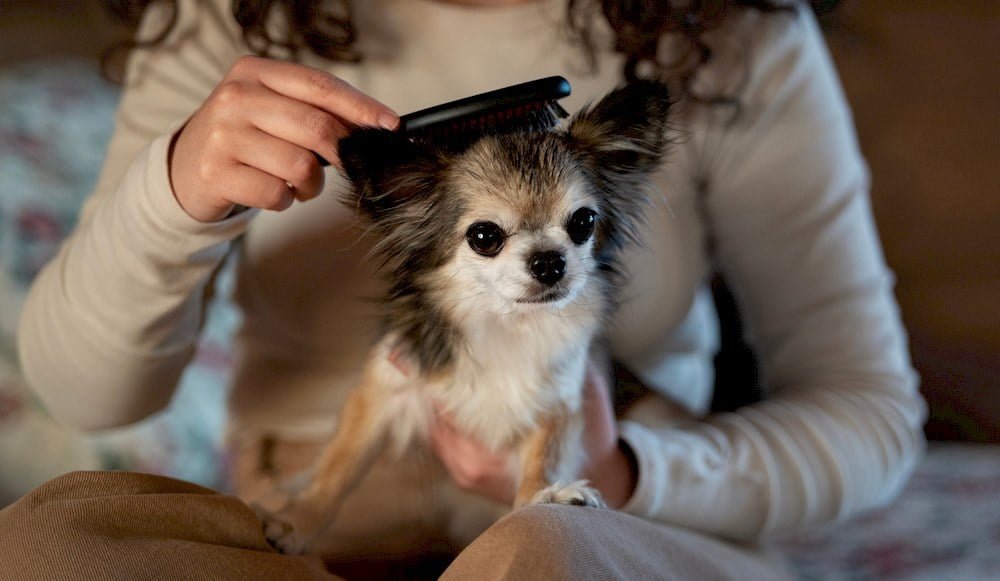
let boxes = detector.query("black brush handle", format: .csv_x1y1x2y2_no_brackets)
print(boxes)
316,76,571,167
399,76,571,133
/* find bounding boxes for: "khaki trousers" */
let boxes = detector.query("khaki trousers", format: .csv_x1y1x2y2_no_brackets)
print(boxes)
0,471,794,580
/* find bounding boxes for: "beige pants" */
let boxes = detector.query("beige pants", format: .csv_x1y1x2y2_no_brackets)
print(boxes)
0,469,794,580
230,435,510,558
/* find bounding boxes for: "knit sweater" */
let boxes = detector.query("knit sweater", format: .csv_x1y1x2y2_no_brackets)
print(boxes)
18,0,925,541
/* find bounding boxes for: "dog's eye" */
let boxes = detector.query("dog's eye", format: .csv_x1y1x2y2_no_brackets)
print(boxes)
566,207,597,245
466,221,506,257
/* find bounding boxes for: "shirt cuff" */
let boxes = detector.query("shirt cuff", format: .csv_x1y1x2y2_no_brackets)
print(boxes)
133,131,258,257
616,419,770,540
618,420,668,518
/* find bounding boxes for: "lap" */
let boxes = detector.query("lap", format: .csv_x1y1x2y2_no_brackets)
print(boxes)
0,471,792,581
0,471,334,581
443,504,795,581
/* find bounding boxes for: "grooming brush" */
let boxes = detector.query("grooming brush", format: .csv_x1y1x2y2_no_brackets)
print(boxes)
319,76,572,165
399,75,572,151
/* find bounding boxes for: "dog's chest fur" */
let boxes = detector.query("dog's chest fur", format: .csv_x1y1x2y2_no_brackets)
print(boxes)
373,293,600,453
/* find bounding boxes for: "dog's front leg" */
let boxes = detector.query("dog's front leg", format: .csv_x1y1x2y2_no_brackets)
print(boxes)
259,385,387,554
513,411,605,510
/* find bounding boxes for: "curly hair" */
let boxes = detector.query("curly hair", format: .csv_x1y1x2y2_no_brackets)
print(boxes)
105,0,839,101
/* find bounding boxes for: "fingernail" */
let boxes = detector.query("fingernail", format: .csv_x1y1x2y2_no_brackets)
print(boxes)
377,110,400,130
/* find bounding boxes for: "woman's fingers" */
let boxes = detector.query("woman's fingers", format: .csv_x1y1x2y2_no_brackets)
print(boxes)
243,86,350,169
429,409,516,504
233,127,325,201
219,164,296,212
579,361,638,509
240,56,399,130
169,56,398,222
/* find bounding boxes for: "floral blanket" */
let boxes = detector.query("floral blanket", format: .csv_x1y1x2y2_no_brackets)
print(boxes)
1,60,998,580
0,60,235,499
776,444,1000,580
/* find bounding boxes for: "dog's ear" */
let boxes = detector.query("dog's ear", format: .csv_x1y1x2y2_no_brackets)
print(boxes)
339,128,440,221
566,79,672,179
565,81,672,255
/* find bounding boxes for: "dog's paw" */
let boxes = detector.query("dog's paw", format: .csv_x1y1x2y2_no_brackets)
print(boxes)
252,503,312,555
528,480,606,508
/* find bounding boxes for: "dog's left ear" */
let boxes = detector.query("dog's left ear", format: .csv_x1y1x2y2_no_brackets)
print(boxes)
566,79,672,180
338,127,440,223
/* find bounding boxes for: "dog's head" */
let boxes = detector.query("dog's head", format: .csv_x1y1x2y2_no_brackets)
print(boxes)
339,80,671,324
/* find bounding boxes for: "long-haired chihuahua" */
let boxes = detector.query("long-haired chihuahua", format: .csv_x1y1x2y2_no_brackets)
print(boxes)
261,79,672,554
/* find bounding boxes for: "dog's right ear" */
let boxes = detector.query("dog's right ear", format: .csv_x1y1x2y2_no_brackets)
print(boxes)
566,79,672,179
338,128,440,221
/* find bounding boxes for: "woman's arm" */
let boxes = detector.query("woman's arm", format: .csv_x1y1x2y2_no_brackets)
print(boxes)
17,0,247,429
17,0,397,430
616,9,926,540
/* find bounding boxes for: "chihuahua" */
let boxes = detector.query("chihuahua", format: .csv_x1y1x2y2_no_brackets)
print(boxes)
260,80,672,554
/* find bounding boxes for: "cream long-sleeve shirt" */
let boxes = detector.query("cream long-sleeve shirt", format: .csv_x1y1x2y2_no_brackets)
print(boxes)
18,0,925,541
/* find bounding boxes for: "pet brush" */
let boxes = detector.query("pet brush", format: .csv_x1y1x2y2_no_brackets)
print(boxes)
399,75,572,151
319,76,572,164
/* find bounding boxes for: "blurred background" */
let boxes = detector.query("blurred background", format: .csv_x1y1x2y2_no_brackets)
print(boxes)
0,1,997,579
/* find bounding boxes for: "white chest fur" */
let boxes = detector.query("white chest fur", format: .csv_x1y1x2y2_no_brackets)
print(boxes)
370,297,600,453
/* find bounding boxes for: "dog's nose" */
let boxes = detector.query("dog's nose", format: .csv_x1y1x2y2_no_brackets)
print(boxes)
528,251,566,286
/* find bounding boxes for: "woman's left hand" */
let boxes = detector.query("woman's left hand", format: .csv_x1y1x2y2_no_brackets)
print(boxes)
428,408,518,505
427,362,638,508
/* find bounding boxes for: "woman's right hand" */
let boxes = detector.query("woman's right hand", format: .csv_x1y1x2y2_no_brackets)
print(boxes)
169,56,399,222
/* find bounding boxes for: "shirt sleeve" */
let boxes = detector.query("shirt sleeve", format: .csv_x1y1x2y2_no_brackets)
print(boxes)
617,9,927,540
17,0,255,430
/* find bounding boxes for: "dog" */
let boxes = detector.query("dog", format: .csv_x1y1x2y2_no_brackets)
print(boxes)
260,79,672,554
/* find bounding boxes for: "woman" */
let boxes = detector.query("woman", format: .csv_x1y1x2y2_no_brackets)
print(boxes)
5,0,925,578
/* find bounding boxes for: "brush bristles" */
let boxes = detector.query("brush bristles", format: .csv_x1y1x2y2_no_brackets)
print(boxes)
405,101,569,153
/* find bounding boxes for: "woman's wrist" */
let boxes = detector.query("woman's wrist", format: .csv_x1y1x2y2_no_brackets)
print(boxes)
588,438,638,509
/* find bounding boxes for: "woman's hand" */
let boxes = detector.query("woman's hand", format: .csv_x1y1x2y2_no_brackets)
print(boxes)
579,361,638,509
169,56,399,222
429,408,519,505
428,362,638,509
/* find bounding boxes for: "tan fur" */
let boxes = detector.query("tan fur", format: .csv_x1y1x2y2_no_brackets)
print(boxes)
451,141,569,232
514,412,572,508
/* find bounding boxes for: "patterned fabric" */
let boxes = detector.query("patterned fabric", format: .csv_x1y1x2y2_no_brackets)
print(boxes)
0,59,997,580
776,443,1000,580
0,60,234,503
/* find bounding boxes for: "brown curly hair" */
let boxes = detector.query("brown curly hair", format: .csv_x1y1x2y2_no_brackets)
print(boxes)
105,0,839,102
